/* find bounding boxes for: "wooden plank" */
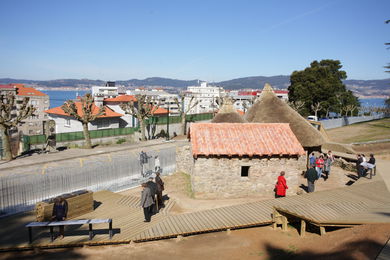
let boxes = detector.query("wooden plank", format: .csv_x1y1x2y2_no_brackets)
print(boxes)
300,220,306,237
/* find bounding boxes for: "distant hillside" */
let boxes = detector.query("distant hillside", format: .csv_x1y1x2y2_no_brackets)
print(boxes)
0,76,389,97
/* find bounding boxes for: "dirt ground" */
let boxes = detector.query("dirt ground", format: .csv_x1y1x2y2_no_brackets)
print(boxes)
2,223,390,260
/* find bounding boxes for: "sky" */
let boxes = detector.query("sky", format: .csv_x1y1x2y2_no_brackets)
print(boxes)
0,0,389,81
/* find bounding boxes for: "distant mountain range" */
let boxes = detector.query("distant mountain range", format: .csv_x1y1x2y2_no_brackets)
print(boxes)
0,76,389,97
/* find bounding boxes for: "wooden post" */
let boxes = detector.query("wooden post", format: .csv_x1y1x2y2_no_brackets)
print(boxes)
109,220,113,239
320,226,326,236
282,216,288,231
50,226,54,242
300,220,306,237
28,227,33,244
89,224,93,240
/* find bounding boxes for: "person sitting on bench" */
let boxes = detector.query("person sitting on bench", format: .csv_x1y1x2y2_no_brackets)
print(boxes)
52,197,68,239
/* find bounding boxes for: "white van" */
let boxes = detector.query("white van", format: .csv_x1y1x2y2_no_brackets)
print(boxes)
307,115,318,121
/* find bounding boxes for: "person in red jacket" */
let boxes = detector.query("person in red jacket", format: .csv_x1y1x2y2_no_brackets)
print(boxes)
275,171,288,198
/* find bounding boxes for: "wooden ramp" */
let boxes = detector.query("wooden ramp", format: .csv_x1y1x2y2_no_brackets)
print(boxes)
1,181,390,250
377,238,390,260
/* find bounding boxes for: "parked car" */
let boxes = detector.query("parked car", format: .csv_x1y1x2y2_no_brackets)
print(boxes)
307,115,318,121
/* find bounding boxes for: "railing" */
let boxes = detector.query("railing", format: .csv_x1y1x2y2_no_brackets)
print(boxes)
145,112,214,125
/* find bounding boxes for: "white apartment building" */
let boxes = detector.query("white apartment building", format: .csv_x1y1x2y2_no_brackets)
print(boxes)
126,88,180,115
92,81,118,106
184,82,225,114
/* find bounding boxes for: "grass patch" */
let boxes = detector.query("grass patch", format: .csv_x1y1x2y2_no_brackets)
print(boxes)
116,138,127,144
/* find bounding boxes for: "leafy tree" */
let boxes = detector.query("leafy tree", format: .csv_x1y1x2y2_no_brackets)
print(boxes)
120,95,159,141
288,59,359,117
174,94,198,135
61,93,105,149
0,92,36,160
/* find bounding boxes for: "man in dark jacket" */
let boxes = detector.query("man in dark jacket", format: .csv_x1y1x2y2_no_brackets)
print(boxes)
155,172,165,207
52,197,68,239
356,154,364,178
305,165,319,193
146,177,157,211
140,183,154,222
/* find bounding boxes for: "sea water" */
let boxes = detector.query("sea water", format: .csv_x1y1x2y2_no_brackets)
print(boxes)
42,90,90,108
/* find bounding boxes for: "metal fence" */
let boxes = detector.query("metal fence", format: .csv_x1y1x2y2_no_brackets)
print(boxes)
0,146,177,216
145,113,214,125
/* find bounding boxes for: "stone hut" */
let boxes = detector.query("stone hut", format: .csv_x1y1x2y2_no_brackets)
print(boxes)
245,83,326,151
211,98,246,123
188,123,306,199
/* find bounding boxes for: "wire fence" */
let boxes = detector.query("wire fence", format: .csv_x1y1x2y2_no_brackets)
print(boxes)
0,146,177,217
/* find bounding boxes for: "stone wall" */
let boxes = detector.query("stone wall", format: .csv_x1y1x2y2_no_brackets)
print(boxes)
176,144,193,174
191,155,306,199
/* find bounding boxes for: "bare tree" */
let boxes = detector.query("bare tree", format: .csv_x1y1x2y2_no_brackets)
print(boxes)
174,94,198,135
288,100,305,113
311,102,323,118
242,96,257,113
120,95,159,141
61,93,105,149
0,92,36,160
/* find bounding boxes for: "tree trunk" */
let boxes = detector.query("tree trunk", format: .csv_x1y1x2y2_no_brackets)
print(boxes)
0,126,12,161
181,113,186,135
82,122,92,149
140,118,146,141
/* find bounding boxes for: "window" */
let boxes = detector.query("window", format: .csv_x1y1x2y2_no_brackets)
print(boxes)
97,120,110,129
65,119,71,127
241,166,250,177
31,100,37,105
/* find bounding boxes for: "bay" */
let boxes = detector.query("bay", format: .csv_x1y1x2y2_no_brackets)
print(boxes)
42,90,90,108
360,98,387,108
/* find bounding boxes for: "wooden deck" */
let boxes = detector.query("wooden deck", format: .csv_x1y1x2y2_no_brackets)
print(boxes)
0,180,389,250
377,238,390,260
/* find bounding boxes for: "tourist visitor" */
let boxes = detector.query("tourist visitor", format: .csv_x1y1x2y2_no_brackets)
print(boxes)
361,153,376,178
154,155,161,173
323,155,332,180
140,183,154,222
362,154,367,163
315,155,325,179
51,197,68,239
155,172,165,207
327,150,335,162
146,177,157,211
356,154,364,178
309,152,316,167
274,171,288,198
305,164,319,192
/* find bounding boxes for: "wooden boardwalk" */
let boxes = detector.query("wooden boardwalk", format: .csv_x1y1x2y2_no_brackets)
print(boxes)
0,180,389,250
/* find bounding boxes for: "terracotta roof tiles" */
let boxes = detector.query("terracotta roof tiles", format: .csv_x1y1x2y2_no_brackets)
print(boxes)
190,123,305,157
45,102,123,118
104,95,137,102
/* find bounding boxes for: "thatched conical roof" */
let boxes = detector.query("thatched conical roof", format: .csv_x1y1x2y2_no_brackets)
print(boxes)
212,97,246,123
245,83,325,148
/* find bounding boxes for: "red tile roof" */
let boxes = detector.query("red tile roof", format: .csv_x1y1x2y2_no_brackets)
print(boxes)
189,123,305,157
0,84,15,89
104,95,137,102
45,102,123,118
17,86,47,96
151,106,169,115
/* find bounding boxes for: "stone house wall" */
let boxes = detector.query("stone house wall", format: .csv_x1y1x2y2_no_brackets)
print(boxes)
191,155,306,199
176,144,193,174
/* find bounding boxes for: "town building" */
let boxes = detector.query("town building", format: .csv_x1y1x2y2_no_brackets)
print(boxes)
228,89,288,112
184,82,225,114
126,88,180,115
45,103,123,133
211,98,246,123
92,81,119,106
187,123,306,198
104,95,138,128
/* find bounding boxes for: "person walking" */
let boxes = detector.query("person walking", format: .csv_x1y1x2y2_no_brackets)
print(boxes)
275,171,288,198
154,155,161,173
146,177,157,211
155,172,165,207
51,197,68,239
305,165,319,192
140,183,154,222
315,155,325,179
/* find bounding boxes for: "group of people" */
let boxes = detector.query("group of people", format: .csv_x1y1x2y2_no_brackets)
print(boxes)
356,153,376,178
140,172,165,222
309,151,334,181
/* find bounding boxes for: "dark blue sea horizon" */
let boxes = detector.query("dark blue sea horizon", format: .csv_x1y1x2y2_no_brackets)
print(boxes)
42,90,90,108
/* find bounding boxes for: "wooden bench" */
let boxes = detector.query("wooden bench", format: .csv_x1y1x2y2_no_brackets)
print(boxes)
26,219,113,243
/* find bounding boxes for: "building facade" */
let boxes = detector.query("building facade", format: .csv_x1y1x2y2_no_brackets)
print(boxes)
184,82,225,114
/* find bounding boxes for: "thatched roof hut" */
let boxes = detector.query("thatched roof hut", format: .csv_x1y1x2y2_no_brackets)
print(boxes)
212,98,246,123
245,83,325,148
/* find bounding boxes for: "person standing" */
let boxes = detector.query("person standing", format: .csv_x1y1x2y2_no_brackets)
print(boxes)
315,155,325,179
309,153,316,167
305,164,319,192
275,171,288,198
51,197,68,239
154,155,161,173
356,154,364,178
140,183,154,222
146,177,157,211
368,154,376,177
323,155,332,180
155,172,165,207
